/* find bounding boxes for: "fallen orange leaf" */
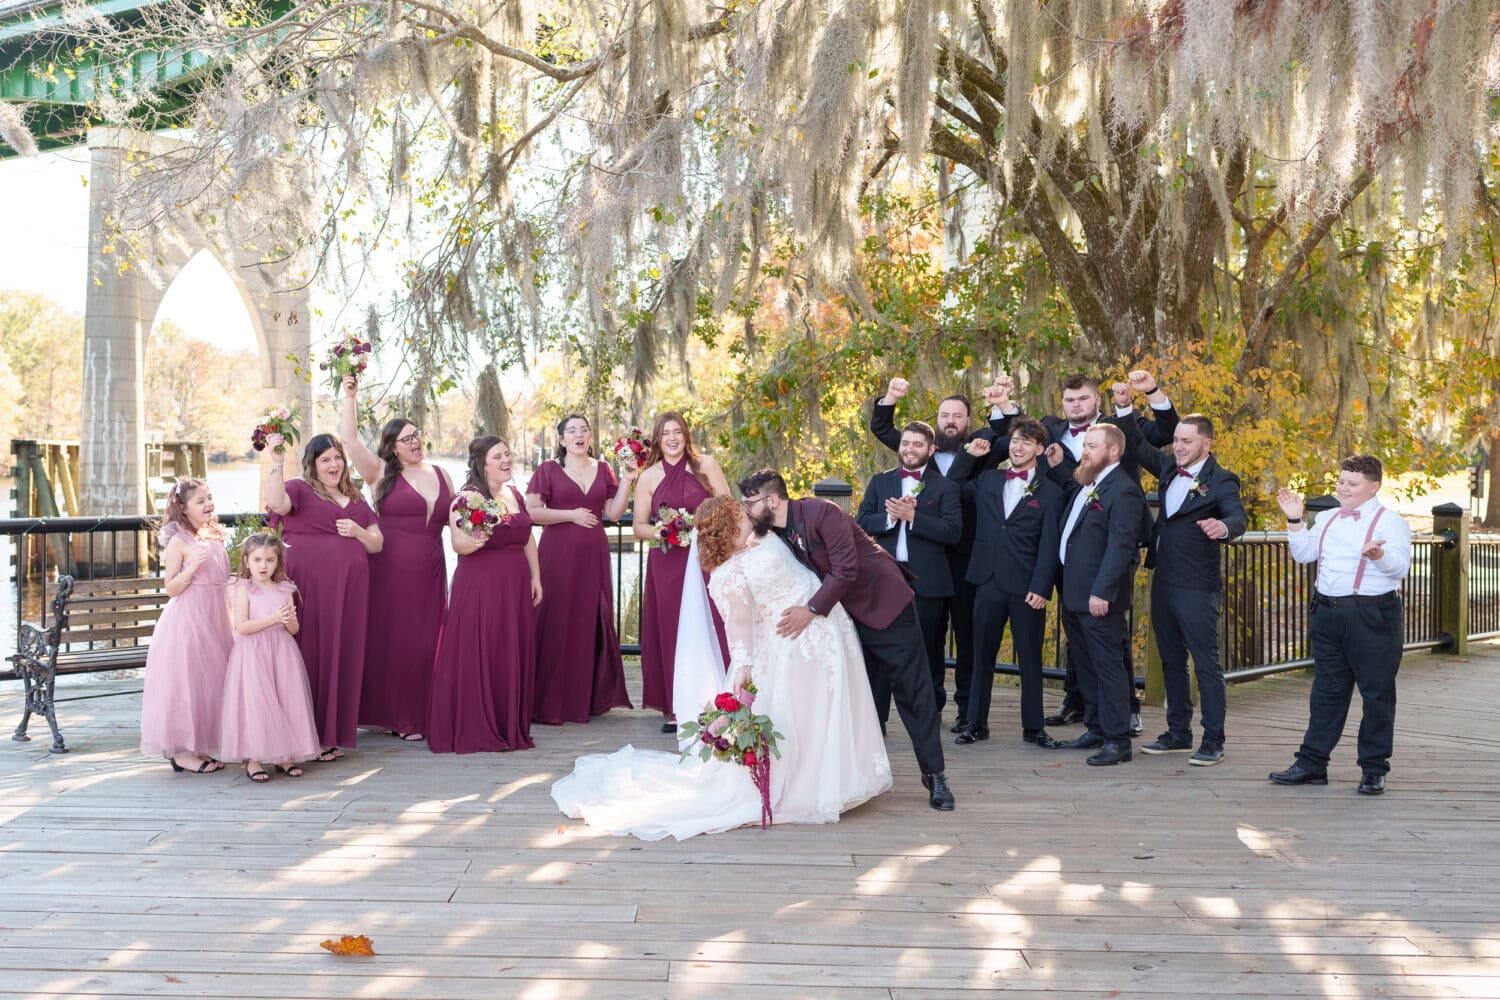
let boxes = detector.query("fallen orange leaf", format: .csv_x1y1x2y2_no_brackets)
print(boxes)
164,976,184,984
319,934,376,956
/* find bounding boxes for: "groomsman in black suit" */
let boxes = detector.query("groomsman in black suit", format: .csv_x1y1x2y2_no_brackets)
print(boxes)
993,371,1176,732
1120,413,1248,766
945,418,1065,748
869,377,989,729
1050,424,1145,766
856,421,963,724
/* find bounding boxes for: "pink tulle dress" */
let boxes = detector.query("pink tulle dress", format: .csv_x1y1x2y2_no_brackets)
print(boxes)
139,524,234,759
218,580,323,765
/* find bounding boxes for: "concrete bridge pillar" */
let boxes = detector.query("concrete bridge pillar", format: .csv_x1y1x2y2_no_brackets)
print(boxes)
78,127,314,514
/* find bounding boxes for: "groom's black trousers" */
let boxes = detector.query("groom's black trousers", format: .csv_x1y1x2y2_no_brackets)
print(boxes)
853,602,946,777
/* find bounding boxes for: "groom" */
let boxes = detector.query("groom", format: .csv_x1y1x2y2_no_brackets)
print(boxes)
737,469,955,811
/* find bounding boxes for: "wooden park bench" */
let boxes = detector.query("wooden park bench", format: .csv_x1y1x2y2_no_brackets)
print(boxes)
10,574,167,754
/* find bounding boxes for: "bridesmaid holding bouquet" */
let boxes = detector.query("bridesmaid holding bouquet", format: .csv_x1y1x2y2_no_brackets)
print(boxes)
632,412,731,731
427,437,541,753
527,414,637,725
340,375,453,743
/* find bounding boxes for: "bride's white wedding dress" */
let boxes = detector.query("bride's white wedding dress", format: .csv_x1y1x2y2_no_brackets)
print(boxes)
552,536,892,840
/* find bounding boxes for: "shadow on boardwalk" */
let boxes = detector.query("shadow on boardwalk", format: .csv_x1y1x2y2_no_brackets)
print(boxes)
1,643,1498,998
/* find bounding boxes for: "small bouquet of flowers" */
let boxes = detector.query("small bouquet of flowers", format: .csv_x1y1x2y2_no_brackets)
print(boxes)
451,490,510,538
653,505,695,553
319,330,373,392
679,679,783,829
251,405,300,455
611,428,650,469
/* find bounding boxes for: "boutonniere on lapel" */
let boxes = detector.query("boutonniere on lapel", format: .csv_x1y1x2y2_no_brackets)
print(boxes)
785,529,807,553
1084,484,1103,512
1023,477,1040,498
1186,479,1208,500
910,481,925,497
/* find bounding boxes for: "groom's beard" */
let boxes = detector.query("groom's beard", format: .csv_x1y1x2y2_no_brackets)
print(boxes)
1073,454,1102,486
934,427,966,453
749,506,777,537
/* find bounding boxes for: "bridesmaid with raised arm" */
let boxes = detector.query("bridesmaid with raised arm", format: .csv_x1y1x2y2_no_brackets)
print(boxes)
427,437,542,753
633,412,731,732
527,414,638,725
266,434,383,760
339,375,453,743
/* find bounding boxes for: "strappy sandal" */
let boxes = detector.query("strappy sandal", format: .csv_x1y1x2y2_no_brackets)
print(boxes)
275,764,304,777
392,731,424,742
168,755,216,774
316,747,343,762
244,763,271,783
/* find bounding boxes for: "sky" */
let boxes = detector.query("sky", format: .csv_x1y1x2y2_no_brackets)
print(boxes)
0,148,260,353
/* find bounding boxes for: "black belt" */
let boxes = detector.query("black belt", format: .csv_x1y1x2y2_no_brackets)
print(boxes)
1315,592,1398,609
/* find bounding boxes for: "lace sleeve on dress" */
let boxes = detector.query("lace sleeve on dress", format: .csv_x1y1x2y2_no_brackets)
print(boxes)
708,559,756,682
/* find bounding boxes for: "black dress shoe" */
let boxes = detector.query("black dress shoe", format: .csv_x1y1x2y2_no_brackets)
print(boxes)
1268,762,1328,785
1357,773,1386,795
921,772,956,811
661,722,677,734
1140,731,1193,755
1086,742,1133,766
1057,732,1105,750
1023,729,1062,749
949,719,967,734
1044,708,1084,726
954,725,989,745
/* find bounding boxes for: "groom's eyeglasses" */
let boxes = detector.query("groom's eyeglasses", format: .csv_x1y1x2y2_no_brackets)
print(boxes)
739,496,770,510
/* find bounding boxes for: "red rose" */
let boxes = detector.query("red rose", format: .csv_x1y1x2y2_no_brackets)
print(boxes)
714,693,741,713
742,749,757,766
469,510,486,526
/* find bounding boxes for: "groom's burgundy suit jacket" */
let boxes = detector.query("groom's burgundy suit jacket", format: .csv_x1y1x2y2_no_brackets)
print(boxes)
783,498,915,631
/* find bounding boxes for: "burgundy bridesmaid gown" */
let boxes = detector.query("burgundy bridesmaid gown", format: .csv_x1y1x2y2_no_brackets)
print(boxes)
276,478,377,749
528,460,633,724
427,487,536,753
360,472,451,736
638,458,728,716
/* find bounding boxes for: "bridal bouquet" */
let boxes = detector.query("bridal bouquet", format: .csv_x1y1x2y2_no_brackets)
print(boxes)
679,679,783,829
251,405,300,455
319,330,373,392
451,490,510,538
653,505,694,553
611,428,650,469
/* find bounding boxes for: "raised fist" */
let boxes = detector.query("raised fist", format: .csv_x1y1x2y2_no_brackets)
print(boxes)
1044,442,1065,467
884,377,910,403
965,437,992,457
1127,370,1157,393
342,374,358,398
1111,382,1132,407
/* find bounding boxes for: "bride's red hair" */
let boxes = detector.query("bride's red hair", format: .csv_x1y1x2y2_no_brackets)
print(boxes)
695,497,743,574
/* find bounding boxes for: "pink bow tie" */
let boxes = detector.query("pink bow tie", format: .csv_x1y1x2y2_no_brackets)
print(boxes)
1336,508,1361,521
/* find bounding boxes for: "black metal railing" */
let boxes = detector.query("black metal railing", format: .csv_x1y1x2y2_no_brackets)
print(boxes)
4,512,1498,684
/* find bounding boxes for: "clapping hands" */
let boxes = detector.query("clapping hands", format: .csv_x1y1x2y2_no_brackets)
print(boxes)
885,495,917,524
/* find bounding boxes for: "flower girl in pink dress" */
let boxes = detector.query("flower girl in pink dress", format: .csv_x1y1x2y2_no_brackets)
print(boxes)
220,533,322,782
140,479,233,774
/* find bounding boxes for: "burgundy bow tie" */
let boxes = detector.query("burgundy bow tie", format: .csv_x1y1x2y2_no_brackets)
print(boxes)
1067,423,1091,437
899,469,922,480
1006,469,1030,481
1175,467,1196,478
1336,507,1361,521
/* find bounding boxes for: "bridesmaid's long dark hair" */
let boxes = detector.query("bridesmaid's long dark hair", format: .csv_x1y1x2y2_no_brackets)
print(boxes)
373,417,416,511
464,436,505,500
553,413,596,461
643,411,712,493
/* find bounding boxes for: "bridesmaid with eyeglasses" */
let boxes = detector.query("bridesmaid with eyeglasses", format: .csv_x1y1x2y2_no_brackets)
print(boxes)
340,375,454,744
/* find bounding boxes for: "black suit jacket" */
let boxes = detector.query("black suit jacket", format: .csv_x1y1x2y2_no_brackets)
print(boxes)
948,453,1063,598
1120,417,1248,591
1057,467,1145,613
869,398,982,571
855,467,962,599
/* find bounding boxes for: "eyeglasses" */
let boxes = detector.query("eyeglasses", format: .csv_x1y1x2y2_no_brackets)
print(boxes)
396,433,422,447
739,495,770,510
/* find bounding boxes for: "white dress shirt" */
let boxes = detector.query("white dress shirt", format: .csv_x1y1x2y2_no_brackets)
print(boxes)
1002,466,1033,519
1059,462,1118,564
932,451,956,476
885,466,926,562
1288,496,1413,596
1162,457,1206,518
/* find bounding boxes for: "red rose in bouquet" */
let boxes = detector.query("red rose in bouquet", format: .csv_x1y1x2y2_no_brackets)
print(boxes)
714,692,741,713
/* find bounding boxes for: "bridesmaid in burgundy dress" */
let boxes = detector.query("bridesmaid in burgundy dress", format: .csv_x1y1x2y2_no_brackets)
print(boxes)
632,412,731,731
527,413,638,725
265,434,383,759
340,375,453,742
427,437,541,753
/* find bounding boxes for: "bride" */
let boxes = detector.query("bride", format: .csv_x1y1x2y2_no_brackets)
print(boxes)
552,497,892,840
